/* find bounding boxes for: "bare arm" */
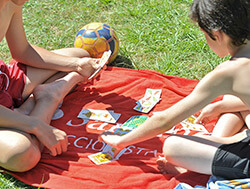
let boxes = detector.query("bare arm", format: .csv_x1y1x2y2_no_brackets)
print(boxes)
0,105,37,133
0,105,68,156
5,6,98,77
99,67,232,149
196,94,249,124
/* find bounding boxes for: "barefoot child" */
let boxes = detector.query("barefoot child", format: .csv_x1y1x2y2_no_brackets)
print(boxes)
99,0,250,179
0,0,103,172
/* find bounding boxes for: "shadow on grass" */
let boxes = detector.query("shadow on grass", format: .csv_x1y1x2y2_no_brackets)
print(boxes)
109,55,138,70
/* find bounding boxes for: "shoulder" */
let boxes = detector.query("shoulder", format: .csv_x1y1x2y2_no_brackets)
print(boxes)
3,1,21,12
199,58,250,95
215,58,250,95
213,58,250,77
0,1,22,19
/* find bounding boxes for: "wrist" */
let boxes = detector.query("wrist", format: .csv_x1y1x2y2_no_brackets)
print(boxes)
74,58,83,74
25,117,42,135
215,100,228,113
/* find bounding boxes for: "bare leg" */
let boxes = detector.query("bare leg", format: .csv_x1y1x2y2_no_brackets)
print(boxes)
30,72,83,123
0,48,89,172
157,156,187,174
212,112,245,137
0,129,41,172
15,72,68,116
17,48,89,116
241,110,250,128
157,131,248,175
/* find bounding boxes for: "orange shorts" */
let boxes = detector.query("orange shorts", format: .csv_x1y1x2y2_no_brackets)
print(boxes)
0,59,26,109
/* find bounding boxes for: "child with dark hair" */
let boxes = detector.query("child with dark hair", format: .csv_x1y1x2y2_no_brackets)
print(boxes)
99,0,250,179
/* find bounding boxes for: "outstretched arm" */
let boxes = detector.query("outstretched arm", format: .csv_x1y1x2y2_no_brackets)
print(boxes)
99,66,233,150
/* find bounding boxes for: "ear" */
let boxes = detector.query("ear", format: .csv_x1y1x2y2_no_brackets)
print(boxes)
211,30,224,42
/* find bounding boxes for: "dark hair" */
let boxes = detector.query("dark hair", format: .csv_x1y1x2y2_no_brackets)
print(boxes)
190,0,250,46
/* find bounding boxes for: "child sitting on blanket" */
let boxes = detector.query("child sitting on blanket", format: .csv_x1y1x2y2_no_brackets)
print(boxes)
99,0,250,179
0,0,103,172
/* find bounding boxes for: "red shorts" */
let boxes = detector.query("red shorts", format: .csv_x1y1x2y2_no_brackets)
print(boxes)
0,59,27,109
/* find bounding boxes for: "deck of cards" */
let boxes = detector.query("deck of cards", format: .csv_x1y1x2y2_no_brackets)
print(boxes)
77,108,121,124
88,128,131,165
134,88,162,113
88,115,150,165
88,50,111,80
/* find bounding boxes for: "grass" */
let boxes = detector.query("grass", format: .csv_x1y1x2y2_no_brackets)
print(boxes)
0,0,229,188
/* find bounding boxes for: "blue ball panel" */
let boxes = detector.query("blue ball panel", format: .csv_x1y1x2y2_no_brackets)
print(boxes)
103,24,111,29
83,30,98,38
76,29,85,37
98,28,112,40
108,40,115,54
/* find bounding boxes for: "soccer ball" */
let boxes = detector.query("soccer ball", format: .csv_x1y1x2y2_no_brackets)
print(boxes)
74,22,119,63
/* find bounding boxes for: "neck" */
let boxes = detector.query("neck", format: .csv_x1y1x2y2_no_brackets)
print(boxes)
232,41,250,59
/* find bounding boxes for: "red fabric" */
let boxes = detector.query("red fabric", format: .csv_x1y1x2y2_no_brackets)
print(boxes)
0,60,26,109
10,67,222,189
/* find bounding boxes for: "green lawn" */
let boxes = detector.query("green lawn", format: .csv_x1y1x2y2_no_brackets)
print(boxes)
0,0,228,188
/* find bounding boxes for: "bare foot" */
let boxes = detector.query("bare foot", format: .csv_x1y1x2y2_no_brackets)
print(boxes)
33,72,83,105
31,72,82,123
14,95,35,115
33,82,63,106
156,157,187,175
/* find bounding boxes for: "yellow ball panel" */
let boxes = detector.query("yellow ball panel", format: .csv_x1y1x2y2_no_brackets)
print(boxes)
81,45,98,57
85,22,103,30
94,38,109,53
74,36,83,48
82,37,98,46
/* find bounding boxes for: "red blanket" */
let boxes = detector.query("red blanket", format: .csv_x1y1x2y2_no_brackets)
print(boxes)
10,67,220,189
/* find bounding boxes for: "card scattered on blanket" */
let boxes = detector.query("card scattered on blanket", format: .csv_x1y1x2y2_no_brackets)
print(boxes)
181,115,209,133
77,108,121,123
134,88,162,113
122,115,149,130
88,128,130,165
88,50,111,80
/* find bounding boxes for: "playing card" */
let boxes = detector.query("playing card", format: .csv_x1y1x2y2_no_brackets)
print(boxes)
181,115,209,133
88,152,114,165
144,88,162,100
113,127,131,135
134,88,162,113
122,115,149,129
89,128,130,165
77,108,121,123
88,50,111,80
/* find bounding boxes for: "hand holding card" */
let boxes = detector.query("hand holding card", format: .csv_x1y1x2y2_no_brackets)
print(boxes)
88,50,112,80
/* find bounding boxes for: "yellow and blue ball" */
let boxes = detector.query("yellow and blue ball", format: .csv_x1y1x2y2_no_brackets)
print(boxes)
74,22,119,63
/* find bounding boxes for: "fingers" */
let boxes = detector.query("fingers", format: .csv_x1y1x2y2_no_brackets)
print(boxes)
195,113,209,124
98,131,111,142
49,133,68,156
195,114,202,124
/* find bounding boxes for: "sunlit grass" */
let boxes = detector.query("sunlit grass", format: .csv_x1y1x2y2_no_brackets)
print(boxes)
0,0,228,188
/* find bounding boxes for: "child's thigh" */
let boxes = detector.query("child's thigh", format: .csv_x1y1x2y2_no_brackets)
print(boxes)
22,66,57,99
212,112,245,137
0,128,42,172
240,110,250,128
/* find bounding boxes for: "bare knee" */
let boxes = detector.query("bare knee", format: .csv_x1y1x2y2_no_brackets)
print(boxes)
0,131,41,172
162,135,181,161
